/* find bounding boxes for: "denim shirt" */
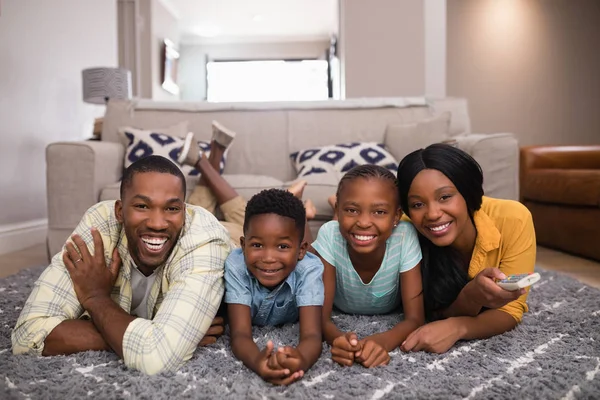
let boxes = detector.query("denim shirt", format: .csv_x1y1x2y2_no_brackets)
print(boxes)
224,248,324,326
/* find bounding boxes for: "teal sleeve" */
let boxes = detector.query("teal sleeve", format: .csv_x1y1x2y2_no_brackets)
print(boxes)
311,221,336,267
399,223,422,273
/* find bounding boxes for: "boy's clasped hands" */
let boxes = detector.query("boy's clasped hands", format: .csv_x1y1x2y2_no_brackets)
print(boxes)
331,332,390,368
254,340,306,385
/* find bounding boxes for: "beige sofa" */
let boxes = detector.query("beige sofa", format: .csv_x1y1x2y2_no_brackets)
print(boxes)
46,97,519,257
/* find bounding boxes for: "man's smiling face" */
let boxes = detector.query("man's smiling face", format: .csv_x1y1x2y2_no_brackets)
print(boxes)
115,171,185,275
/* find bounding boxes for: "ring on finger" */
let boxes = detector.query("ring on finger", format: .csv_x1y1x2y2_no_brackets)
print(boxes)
74,258,83,263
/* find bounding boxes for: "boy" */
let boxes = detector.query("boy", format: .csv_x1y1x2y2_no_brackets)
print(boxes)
225,189,324,386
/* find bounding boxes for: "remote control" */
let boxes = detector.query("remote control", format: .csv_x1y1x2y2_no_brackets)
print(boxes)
496,272,541,291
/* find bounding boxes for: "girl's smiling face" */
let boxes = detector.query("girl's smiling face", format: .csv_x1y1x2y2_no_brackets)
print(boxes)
336,177,401,257
406,169,476,255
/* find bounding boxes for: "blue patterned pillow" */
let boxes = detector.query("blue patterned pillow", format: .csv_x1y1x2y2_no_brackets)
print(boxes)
290,142,398,177
118,127,226,176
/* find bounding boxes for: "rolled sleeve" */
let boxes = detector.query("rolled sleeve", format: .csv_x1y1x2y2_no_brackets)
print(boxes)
399,222,422,273
497,210,536,323
11,260,77,355
122,221,230,375
295,254,325,307
11,202,117,355
223,249,252,306
312,221,336,266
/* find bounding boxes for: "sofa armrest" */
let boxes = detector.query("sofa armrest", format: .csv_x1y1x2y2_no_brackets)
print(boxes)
520,146,600,172
455,133,519,201
46,141,124,230
519,146,600,203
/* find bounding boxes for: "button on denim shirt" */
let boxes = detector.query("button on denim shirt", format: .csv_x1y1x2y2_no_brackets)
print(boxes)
224,248,324,326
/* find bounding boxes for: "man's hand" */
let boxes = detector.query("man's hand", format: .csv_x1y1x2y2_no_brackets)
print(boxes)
401,319,462,354
467,268,525,309
355,339,390,368
331,332,361,367
271,346,306,375
198,316,225,346
255,341,303,385
63,228,121,310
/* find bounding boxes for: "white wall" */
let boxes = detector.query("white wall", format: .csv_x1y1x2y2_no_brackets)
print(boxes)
0,0,117,253
151,0,181,101
447,0,600,146
425,0,446,98
179,40,329,101
340,0,426,98
120,0,180,100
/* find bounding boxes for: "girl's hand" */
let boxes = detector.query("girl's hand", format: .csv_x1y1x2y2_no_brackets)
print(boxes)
401,319,462,354
355,339,390,368
468,268,525,309
255,341,302,385
331,332,361,366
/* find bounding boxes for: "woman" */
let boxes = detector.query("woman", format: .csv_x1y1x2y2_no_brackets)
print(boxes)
396,143,536,353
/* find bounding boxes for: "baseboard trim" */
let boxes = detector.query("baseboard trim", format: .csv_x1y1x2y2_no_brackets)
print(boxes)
0,219,48,255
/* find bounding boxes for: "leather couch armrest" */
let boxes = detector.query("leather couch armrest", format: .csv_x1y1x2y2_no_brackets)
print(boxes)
46,141,125,230
520,146,600,200
521,145,600,171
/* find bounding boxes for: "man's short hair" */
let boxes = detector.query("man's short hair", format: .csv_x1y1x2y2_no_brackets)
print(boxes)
120,155,186,199
243,189,306,242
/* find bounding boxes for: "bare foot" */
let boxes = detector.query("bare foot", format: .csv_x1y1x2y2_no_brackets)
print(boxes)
304,199,316,220
287,180,308,199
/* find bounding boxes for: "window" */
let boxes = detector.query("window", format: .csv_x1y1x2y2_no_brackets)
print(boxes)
206,59,329,102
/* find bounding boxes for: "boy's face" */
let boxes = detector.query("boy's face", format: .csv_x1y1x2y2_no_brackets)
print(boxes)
240,213,307,289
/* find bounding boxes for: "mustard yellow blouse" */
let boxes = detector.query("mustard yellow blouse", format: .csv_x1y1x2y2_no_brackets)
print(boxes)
468,196,536,322
403,196,536,322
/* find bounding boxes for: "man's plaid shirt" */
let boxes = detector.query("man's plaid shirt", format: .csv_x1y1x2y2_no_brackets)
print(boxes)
12,200,231,375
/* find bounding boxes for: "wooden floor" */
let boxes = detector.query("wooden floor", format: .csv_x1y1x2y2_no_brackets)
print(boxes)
1,243,599,289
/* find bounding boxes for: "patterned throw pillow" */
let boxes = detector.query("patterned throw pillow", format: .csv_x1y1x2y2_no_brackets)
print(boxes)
290,142,398,178
118,127,226,176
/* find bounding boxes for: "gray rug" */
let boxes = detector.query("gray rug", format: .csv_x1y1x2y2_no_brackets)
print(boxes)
1,266,599,400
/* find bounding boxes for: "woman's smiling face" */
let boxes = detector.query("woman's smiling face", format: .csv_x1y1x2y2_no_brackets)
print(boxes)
406,169,474,251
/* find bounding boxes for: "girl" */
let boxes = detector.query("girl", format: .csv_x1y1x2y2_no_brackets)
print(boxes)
396,143,536,354
312,165,425,368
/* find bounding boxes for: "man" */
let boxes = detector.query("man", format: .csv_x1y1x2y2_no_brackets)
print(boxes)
12,155,230,375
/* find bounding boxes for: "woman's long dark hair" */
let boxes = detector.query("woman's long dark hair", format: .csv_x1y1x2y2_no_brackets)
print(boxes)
396,143,484,320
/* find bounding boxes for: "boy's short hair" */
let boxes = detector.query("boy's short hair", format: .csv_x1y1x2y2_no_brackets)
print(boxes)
243,189,306,242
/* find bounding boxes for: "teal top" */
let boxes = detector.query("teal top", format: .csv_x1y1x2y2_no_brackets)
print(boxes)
312,220,422,315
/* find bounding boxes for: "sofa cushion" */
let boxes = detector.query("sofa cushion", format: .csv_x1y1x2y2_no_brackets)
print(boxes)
290,142,398,178
285,173,340,219
522,169,600,207
428,98,471,137
99,174,285,203
384,112,451,162
220,174,285,201
117,125,226,176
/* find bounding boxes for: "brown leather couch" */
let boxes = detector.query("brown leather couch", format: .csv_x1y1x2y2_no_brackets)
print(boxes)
520,145,600,261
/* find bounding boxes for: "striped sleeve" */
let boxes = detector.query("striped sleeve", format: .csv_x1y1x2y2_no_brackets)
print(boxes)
11,201,119,355
398,222,422,273
311,221,337,267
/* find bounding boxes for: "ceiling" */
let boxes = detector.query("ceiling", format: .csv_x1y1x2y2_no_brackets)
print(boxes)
163,0,339,44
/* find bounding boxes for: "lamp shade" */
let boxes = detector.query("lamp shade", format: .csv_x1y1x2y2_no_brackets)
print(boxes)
82,67,132,104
